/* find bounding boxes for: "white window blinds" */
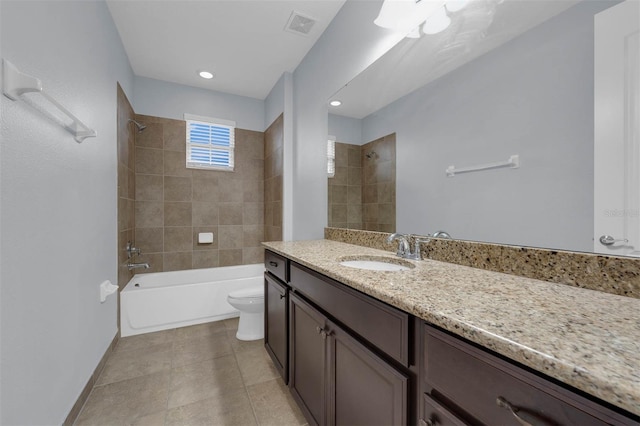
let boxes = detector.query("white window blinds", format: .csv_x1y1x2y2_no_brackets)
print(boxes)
184,114,235,171
327,136,336,178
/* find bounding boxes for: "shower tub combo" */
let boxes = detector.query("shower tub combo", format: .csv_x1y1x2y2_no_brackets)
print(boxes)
121,263,264,337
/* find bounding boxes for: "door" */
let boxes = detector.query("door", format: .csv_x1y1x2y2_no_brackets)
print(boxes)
264,273,288,382
289,293,327,426
327,319,408,426
594,0,640,256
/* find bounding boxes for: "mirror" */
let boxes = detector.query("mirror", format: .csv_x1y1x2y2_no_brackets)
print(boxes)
328,0,640,256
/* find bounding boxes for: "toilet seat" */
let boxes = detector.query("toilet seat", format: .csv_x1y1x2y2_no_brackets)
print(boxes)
228,286,264,301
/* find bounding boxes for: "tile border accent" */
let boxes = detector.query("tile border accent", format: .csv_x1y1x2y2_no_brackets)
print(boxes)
325,227,640,298
63,332,119,426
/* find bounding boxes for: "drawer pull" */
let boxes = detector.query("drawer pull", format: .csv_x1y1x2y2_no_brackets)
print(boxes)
420,418,436,426
269,261,278,267
279,293,286,300
497,397,547,426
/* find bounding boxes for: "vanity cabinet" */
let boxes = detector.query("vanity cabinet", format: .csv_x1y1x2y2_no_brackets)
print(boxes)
290,292,408,426
421,325,636,426
264,251,289,383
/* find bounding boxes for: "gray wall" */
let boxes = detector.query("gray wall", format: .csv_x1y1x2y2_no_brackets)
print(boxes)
328,113,363,145
0,1,134,423
133,75,265,132
362,1,610,252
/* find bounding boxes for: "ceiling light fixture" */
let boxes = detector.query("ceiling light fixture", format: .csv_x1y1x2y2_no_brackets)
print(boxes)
330,100,342,106
445,0,469,13
198,71,214,79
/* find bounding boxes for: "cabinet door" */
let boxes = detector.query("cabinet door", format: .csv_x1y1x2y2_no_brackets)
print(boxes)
289,293,327,426
264,273,288,383
328,319,408,426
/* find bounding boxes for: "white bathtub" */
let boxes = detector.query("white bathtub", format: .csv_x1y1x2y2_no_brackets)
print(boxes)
120,264,264,337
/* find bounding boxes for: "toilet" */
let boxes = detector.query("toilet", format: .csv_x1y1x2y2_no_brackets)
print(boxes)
227,286,264,341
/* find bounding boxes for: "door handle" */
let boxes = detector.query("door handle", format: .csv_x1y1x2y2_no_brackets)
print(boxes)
599,235,628,246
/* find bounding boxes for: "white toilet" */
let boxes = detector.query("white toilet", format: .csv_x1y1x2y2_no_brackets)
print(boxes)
227,286,264,341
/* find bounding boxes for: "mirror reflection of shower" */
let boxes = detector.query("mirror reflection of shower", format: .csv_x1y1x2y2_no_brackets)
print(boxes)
128,119,146,132
365,151,377,159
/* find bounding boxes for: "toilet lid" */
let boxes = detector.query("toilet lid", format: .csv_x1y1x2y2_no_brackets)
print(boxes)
228,286,264,299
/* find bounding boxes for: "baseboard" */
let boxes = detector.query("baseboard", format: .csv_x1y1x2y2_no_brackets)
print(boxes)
63,332,119,426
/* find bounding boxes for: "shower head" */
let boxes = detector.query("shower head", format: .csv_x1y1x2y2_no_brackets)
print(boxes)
128,119,146,132
365,151,376,159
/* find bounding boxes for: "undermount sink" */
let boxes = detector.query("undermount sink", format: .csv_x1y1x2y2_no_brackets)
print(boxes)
338,256,415,272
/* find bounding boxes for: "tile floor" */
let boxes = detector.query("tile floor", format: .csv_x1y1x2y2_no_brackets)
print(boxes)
75,318,307,426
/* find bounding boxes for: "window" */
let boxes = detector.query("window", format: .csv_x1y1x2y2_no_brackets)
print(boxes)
327,135,336,178
184,113,235,171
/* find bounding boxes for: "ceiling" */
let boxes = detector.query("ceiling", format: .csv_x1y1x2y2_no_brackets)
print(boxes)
106,0,346,100
329,0,580,119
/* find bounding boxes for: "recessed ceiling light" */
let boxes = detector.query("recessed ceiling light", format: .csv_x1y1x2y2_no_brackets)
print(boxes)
199,71,214,79
330,100,342,106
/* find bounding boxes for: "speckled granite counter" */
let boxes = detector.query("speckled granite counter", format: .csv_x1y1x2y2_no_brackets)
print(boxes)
263,239,640,417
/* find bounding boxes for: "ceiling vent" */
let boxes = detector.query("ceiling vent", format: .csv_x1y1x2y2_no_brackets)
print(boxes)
284,11,316,36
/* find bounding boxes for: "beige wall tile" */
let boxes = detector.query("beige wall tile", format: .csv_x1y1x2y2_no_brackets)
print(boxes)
163,252,192,272
137,252,163,274
332,166,348,186
192,176,219,202
164,227,193,252
192,250,219,269
242,247,264,265
164,202,192,227
135,122,163,149
135,201,163,228
163,120,186,152
243,225,264,248
243,179,264,202
164,176,192,202
218,174,244,203
135,175,163,201
192,202,219,226
243,202,263,225
331,205,347,223
219,203,244,225
164,150,191,177
219,249,242,267
135,147,164,175
218,226,244,249
135,227,164,253
331,185,348,204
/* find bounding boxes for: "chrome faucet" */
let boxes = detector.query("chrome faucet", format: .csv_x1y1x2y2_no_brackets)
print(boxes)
387,233,411,257
127,262,150,271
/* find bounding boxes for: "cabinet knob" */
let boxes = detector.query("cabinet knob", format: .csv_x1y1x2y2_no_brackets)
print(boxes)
316,326,322,334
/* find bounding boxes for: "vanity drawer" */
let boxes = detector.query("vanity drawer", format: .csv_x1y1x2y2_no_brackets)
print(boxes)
290,262,409,367
265,250,288,283
423,325,632,426
421,394,468,426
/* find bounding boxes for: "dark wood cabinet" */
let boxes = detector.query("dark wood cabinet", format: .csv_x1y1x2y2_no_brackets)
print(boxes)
289,293,327,426
289,292,408,426
421,325,637,426
264,273,288,383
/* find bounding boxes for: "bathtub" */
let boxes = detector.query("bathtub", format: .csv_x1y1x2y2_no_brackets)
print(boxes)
120,264,264,337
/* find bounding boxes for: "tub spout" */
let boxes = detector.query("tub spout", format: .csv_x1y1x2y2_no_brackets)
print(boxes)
127,262,150,270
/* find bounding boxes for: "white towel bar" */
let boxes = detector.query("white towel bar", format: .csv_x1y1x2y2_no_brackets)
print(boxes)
446,154,519,177
2,59,97,143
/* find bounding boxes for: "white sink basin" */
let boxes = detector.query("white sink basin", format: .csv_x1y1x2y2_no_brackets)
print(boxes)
339,257,414,272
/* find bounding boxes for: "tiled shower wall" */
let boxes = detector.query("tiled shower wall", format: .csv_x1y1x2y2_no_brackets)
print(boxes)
116,84,135,289
328,142,363,229
265,114,283,241
362,134,396,232
133,114,265,273
328,134,396,232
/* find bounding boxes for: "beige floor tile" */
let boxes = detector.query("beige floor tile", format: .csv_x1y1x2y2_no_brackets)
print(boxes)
127,411,167,426
223,317,240,330
116,329,175,353
235,345,280,386
227,331,265,353
75,371,170,426
174,321,227,341
171,332,233,368
168,355,244,409
96,342,173,386
247,378,306,426
165,388,257,426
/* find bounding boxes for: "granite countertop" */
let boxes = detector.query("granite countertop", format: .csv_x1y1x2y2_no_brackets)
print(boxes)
263,239,640,417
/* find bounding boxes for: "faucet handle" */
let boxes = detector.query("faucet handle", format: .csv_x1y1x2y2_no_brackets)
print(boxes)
411,236,432,260
126,241,142,258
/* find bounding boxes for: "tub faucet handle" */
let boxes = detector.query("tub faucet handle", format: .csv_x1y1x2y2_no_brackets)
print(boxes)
126,241,142,258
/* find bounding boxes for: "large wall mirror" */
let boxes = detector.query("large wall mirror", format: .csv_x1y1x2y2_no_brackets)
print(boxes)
328,0,640,257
